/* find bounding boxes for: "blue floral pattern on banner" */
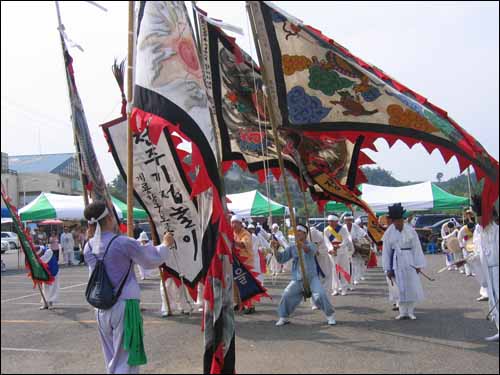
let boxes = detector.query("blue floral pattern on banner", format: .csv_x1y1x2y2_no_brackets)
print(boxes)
287,86,331,124
360,87,382,102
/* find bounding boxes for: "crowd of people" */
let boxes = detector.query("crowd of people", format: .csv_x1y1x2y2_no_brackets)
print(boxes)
32,225,86,266
26,198,498,374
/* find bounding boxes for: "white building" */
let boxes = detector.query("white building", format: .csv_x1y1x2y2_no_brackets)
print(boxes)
1,153,83,208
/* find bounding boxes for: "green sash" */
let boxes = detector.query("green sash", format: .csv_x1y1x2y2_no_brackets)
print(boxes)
123,299,147,366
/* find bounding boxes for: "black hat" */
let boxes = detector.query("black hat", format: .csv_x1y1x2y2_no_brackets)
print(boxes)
388,203,406,220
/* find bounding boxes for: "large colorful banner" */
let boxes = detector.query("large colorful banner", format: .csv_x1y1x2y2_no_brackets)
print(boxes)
1,185,53,286
247,1,499,226
197,7,387,244
59,32,119,228
106,2,236,372
103,116,206,285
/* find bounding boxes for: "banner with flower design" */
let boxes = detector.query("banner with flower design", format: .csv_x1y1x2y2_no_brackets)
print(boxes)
247,1,498,226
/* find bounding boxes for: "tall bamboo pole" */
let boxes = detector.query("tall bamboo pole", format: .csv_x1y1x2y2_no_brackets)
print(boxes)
126,1,135,237
247,4,311,299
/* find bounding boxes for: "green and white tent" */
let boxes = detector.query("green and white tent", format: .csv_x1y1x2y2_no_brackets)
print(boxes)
19,192,148,221
326,182,469,213
227,190,289,217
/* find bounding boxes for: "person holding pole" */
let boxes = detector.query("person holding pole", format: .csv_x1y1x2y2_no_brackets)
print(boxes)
271,224,336,327
83,201,173,374
37,245,60,310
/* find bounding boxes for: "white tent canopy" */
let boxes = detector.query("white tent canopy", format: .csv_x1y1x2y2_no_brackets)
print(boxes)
226,190,289,218
18,192,148,221
326,182,469,213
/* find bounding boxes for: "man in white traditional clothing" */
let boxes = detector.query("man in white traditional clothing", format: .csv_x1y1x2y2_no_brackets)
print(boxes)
441,220,461,272
456,197,499,342
38,245,60,309
270,223,288,276
383,203,426,320
271,224,337,327
60,226,75,266
309,226,333,309
344,213,367,286
160,276,193,317
247,223,269,287
137,232,156,280
457,222,475,277
324,214,353,296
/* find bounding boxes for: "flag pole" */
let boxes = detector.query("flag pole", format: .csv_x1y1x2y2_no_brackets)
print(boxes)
54,1,89,207
126,1,135,237
38,284,49,309
247,4,311,299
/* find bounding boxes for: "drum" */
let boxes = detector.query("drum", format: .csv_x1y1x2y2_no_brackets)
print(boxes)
353,237,372,262
445,236,461,254
465,239,475,253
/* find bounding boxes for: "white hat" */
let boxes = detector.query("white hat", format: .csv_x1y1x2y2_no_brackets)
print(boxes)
355,218,362,225
138,231,149,242
272,223,279,229
327,215,339,221
344,212,354,220
247,223,255,229
231,215,242,223
296,224,308,233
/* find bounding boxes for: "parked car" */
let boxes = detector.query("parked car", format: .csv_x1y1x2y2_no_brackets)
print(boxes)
1,232,19,250
1,240,9,254
413,214,461,229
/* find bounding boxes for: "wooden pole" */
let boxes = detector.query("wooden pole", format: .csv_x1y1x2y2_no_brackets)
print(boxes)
247,4,310,299
126,1,135,237
298,161,312,243
191,2,202,54
38,284,49,309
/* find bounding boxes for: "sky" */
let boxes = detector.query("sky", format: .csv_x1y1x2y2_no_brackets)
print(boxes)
1,1,498,184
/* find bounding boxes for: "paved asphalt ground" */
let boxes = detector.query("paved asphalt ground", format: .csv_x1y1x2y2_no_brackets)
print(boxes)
1,249,498,374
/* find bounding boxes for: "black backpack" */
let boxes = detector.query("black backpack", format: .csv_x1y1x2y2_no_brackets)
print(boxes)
85,235,132,310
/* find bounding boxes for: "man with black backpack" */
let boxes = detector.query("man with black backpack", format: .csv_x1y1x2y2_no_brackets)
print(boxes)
83,202,173,374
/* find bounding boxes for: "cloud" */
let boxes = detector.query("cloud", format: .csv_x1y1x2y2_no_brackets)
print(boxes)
287,86,331,124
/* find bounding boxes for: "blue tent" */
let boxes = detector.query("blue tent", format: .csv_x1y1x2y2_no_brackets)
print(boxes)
1,207,11,218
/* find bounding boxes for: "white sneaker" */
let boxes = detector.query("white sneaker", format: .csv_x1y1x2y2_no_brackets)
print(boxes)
360,277,366,281
276,318,290,327
348,287,355,291
311,305,319,311
341,290,347,296
477,296,489,302
161,311,169,318
353,281,359,286
409,314,417,320
332,290,339,296
459,269,465,274
327,315,337,325
484,333,499,342
395,315,408,320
